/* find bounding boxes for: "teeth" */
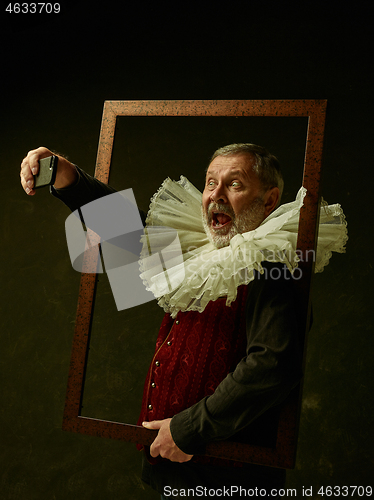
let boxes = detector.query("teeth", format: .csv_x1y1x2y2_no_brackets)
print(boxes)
212,219,226,228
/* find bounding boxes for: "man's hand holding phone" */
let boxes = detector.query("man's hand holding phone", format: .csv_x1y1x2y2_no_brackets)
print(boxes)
20,147,78,195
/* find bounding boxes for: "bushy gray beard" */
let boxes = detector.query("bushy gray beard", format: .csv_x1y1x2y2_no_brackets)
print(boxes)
202,199,265,249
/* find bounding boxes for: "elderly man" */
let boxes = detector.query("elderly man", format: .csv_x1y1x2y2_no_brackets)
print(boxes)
21,144,303,498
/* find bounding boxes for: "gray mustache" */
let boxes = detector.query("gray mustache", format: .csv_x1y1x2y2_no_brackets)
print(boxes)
207,203,235,220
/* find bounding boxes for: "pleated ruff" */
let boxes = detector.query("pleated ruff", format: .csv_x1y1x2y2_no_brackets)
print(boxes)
139,176,348,318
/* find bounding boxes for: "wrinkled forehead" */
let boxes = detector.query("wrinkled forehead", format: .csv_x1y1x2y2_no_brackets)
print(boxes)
206,153,257,179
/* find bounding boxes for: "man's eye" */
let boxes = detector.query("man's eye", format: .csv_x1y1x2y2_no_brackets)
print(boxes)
231,181,240,187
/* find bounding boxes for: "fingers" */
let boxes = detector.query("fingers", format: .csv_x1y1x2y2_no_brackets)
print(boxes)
143,419,170,458
142,420,162,430
20,147,53,195
143,419,193,463
142,421,162,457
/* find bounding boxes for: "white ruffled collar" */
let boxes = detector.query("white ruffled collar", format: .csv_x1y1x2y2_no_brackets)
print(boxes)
139,176,347,318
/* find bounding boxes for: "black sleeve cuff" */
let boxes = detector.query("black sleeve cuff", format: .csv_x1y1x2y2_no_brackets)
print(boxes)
170,407,207,456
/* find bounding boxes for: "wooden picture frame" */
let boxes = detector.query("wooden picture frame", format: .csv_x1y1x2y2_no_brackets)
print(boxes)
62,99,327,468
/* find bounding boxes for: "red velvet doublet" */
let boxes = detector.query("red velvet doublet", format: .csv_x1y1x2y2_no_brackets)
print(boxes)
137,285,249,426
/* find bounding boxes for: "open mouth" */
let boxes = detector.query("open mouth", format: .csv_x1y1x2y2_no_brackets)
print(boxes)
212,212,232,229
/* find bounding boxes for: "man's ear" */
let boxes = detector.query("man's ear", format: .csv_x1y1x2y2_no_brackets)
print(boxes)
263,187,280,218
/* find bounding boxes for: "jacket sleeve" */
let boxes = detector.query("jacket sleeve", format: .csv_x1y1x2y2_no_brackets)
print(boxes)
50,165,147,225
170,263,304,455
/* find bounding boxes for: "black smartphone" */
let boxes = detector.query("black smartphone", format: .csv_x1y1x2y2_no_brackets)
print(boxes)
34,155,58,189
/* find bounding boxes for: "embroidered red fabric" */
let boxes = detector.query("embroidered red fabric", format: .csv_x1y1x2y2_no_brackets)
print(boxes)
137,285,248,431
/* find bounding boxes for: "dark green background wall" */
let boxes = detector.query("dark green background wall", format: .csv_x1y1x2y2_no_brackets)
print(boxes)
1,2,373,499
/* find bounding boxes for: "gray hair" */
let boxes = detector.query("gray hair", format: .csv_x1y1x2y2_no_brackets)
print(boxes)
210,143,284,201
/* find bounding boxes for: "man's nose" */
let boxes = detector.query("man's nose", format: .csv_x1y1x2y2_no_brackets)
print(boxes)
210,185,228,204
